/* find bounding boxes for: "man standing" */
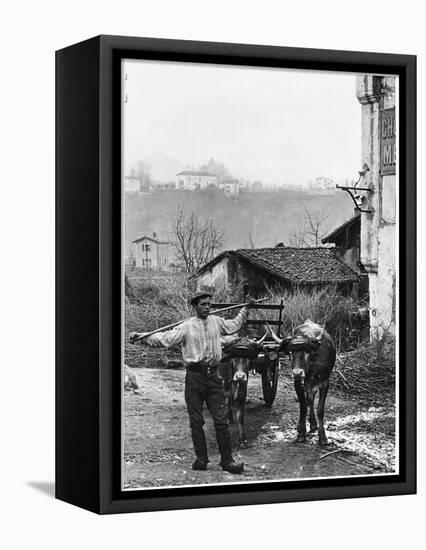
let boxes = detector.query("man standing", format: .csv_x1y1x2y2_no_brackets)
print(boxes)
130,290,253,474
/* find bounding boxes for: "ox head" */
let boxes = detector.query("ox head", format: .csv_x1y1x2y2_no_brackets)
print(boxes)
221,332,269,401
269,327,321,382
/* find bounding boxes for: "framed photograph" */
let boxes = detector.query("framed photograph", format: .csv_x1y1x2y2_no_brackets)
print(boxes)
56,35,416,514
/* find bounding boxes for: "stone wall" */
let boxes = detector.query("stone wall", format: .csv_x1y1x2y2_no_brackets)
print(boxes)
196,255,291,300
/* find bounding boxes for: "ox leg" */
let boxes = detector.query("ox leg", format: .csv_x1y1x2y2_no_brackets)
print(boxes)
226,391,234,424
307,386,318,433
294,379,307,443
235,398,247,446
233,360,249,447
221,362,234,423
317,382,329,446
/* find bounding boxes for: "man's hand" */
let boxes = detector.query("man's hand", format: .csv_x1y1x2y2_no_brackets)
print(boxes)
245,295,256,308
129,331,150,344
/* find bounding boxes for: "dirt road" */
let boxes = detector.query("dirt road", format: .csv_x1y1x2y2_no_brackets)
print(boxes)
123,366,396,489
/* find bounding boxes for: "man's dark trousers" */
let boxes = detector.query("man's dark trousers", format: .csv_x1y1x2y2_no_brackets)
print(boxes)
184,368,233,466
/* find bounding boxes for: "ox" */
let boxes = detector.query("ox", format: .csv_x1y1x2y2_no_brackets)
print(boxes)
271,320,336,446
219,332,269,447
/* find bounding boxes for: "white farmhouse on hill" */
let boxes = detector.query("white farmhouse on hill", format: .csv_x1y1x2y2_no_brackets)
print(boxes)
221,179,241,197
309,176,335,193
124,176,140,193
176,170,218,190
130,233,174,271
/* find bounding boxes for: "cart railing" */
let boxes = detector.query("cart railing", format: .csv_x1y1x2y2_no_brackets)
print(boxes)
211,299,284,338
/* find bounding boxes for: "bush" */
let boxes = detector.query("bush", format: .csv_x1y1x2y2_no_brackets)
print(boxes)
252,286,369,352
126,271,194,330
331,332,396,401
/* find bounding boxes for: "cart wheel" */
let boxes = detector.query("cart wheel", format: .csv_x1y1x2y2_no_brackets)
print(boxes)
261,359,279,406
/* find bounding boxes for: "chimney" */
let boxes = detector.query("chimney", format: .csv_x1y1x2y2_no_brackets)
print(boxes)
153,232,157,238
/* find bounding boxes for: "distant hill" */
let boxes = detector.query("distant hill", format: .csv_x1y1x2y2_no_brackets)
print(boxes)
124,188,354,256
143,152,186,182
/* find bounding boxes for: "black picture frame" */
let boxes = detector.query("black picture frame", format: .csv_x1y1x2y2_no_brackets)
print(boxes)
56,35,416,514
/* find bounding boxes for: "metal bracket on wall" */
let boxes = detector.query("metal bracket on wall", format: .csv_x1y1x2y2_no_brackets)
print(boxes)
336,165,373,214
336,185,373,213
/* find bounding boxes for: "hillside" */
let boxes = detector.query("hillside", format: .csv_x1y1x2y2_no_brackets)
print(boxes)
143,152,186,182
124,188,354,254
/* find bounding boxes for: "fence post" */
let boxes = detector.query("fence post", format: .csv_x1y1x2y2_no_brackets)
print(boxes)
278,299,284,337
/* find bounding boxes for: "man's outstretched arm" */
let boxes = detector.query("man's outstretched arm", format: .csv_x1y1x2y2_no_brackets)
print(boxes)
130,324,185,348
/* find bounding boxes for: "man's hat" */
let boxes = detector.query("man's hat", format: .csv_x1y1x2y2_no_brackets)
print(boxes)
190,290,212,305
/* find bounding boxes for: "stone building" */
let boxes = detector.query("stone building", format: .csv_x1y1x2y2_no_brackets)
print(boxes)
355,75,397,338
130,233,174,271
220,179,241,197
195,246,359,300
123,176,140,193
322,213,369,298
175,170,218,190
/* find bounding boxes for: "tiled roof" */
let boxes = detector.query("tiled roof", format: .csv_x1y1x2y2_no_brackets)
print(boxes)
197,247,359,284
176,170,217,177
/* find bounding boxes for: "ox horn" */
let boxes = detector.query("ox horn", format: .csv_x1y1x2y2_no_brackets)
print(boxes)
267,324,283,345
255,330,269,345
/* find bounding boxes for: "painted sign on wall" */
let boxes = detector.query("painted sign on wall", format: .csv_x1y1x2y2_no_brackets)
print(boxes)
380,107,396,175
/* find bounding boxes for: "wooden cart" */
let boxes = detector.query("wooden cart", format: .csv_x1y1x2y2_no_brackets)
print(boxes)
211,300,284,406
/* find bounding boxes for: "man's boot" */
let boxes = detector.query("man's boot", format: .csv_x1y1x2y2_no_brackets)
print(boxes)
192,458,208,471
216,426,244,474
221,461,244,474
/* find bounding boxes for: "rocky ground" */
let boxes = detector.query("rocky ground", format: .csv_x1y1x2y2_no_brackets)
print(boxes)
123,363,396,490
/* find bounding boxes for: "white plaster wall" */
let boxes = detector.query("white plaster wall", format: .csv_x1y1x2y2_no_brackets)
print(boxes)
357,76,396,338
376,223,396,334
133,240,158,268
200,176,217,189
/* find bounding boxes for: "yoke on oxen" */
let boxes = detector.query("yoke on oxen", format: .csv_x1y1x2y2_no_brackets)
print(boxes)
214,298,285,447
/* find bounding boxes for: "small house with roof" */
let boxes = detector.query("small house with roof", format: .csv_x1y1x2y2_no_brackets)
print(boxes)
309,176,335,193
124,176,140,193
322,213,361,273
220,178,241,197
130,233,174,271
322,213,368,297
175,170,218,191
195,246,360,299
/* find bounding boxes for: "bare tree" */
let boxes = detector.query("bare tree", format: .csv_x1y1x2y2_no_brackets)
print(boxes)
199,157,233,183
130,160,152,190
288,207,330,247
288,228,310,247
171,206,226,274
247,229,256,249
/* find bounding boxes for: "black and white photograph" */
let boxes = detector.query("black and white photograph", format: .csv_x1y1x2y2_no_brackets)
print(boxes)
122,59,399,490
2,0,422,540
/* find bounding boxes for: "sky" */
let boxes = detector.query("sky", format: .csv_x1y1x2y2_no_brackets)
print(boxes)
122,59,363,187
